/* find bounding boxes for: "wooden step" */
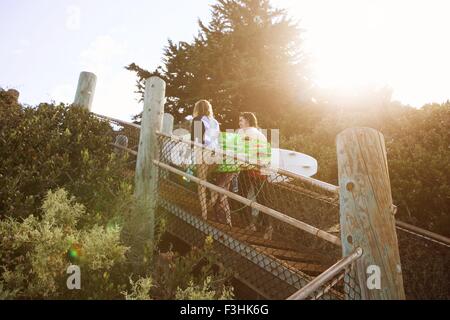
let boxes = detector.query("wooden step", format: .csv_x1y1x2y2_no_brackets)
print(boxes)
210,222,327,274
287,261,327,275
251,245,324,264
251,245,326,275
160,180,329,274
208,220,300,253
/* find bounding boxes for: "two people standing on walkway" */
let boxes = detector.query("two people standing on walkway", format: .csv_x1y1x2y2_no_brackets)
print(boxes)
190,99,238,228
190,100,272,239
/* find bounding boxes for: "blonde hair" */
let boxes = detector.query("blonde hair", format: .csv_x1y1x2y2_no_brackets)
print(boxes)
193,100,213,118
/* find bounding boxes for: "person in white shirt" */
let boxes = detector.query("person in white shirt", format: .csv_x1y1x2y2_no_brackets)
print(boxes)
191,100,220,220
237,112,273,240
237,117,267,143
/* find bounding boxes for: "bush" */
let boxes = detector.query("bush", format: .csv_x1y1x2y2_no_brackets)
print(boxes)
386,103,450,235
0,90,235,300
0,188,234,300
0,90,130,224
282,102,450,236
175,277,234,300
0,189,129,299
281,102,450,299
151,235,234,300
122,277,153,300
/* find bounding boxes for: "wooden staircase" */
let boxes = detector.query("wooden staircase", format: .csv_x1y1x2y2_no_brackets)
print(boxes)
158,179,330,277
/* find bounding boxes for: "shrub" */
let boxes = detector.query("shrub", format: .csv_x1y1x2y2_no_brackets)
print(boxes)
282,102,450,236
0,189,129,299
0,90,130,224
175,277,234,300
0,90,235,300
151,236,234,300
0,188,234,300
122,277,153,300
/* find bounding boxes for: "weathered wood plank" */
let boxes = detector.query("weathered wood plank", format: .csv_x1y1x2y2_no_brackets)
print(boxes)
337,127,405,300
135,76,166,242
251,245,325,265
73,71,96,111
162,113,174,135
209,220,316,257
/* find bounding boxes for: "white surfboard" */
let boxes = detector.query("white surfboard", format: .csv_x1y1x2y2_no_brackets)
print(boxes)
267,148,318,183
165,131,318,181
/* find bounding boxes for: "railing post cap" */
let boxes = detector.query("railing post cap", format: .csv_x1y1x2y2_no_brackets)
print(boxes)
336,127,385,143
80,71,97,79
145,76,166,85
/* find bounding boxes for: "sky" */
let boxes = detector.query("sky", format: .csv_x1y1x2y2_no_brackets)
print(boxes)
1,0,449,121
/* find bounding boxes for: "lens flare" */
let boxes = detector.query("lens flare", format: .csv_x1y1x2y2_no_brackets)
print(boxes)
67,243,83,264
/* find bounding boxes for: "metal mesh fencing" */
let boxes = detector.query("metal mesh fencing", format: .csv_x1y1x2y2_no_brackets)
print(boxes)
97,114,449,300
396,227,450,299
93,113,141,152
153,132,353,299
311,263,362,300
287,248,363,300
94,116,362,299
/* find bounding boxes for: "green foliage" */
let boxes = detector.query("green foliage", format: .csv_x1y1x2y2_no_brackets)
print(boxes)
283,100,450,235
0,90,130,222
0,89,235,300
122,235,235,300
0,189,129,299
127,0,310,128
175,277,234,300
0,189,234,300
122,276,153,300
129,0,449,234
386,103,450,234
151,236,234,300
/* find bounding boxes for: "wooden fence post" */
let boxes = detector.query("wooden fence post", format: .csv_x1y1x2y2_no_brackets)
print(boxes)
135,76,166,242
74,71,97,111
337,127,405,300
163,113,174,135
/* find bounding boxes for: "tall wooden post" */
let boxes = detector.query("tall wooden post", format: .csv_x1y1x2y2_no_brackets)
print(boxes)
162,113,174,135
74,71,97,111
135,76,166,242
337,127,405,300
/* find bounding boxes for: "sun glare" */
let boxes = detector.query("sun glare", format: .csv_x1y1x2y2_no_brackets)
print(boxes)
284,0,450,106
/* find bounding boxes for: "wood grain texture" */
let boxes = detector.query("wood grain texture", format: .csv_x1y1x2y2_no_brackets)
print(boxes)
135,76,166,241
73,72,97,111
337,127,405,300
162,113,174,135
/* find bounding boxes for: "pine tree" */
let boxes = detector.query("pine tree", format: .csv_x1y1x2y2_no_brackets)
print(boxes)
127,0,310,128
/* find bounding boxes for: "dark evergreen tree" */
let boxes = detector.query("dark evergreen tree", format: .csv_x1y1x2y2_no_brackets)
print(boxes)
127,0,310,128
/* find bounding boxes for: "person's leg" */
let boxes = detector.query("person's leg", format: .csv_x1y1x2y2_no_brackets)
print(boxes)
204,150,219,210
197,163,209,220
257,176,273,240
262,210,273,240
215,173,236,227
247,180,258,232
209,189,219,210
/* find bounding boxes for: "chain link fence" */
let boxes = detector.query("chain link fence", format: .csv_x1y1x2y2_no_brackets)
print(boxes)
97,113,449,300
153,132,356,299
287,248,363,300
